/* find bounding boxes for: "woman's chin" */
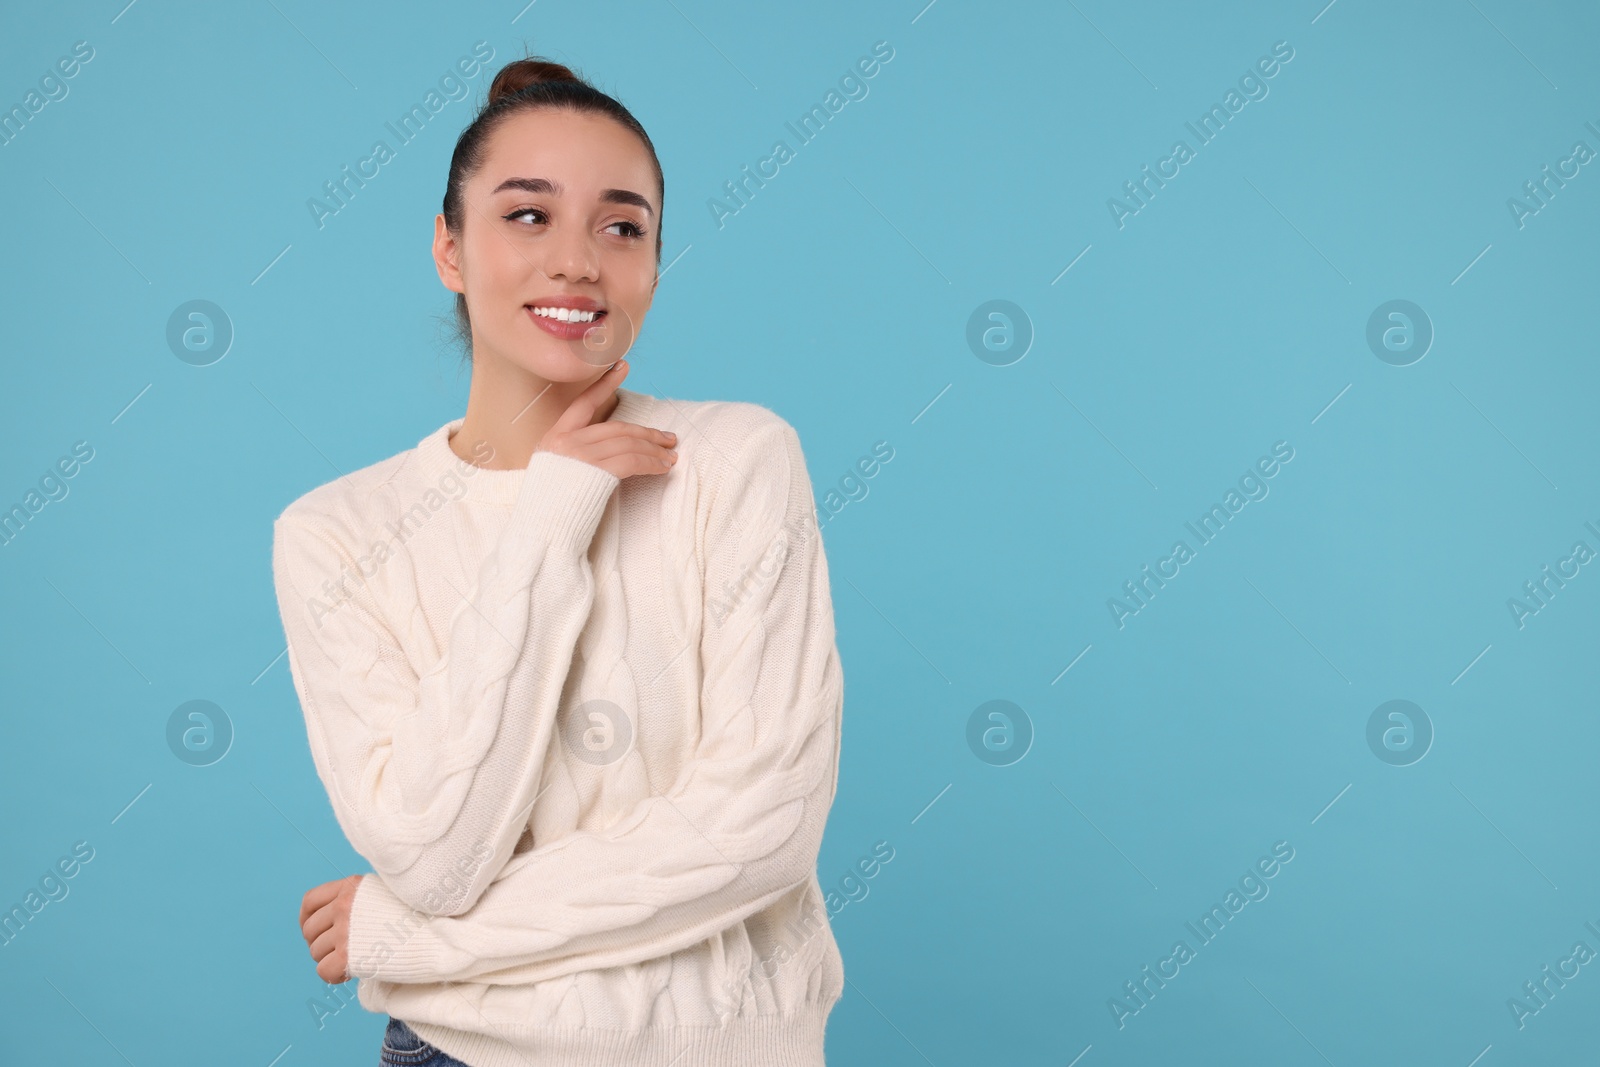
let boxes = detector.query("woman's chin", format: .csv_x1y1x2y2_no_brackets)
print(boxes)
502,348,617,383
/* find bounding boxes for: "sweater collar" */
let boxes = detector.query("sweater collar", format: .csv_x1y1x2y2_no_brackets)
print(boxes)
415,386,655,506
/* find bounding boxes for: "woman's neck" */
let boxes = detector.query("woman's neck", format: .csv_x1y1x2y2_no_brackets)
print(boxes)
450,364,621,471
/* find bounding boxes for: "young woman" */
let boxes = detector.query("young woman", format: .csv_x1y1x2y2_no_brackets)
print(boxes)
272,56,846,1067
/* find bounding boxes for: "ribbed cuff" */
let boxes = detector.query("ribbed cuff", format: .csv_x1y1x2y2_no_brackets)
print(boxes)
346,873,445,983
501,450,620,556
408,1005,835,1067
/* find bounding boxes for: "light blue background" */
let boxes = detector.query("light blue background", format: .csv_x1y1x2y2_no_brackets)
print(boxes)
3,0,1597,1064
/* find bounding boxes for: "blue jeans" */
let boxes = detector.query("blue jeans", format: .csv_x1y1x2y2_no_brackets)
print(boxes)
379,1017,475,1066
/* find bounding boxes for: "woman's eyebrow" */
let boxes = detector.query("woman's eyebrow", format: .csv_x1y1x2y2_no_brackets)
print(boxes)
490,176,654,216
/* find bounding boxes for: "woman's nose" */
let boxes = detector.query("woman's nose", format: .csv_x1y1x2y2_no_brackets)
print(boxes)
543,225,599,282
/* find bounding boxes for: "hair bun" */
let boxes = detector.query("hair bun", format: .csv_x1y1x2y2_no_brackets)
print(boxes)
487,58,583,105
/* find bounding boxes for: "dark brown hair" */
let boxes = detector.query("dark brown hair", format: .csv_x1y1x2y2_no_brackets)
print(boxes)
441,56,664,357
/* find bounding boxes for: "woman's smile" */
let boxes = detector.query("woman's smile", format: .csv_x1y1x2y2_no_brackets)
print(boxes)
526,296,609,340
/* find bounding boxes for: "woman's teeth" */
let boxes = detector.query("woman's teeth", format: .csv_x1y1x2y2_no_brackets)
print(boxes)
530,306,603,322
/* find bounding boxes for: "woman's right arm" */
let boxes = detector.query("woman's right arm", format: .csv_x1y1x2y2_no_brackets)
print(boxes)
272,447,619,919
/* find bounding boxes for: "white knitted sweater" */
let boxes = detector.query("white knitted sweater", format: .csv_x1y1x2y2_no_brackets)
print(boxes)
270,388,845,1066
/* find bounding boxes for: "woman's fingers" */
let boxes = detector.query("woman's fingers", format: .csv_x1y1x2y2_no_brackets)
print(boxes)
301,900,335,945
311,937,349,984
309,922,341,962
550,359,629,435
297,875,361,986
568,420,676,447
579,433,677,471
531,363,680,479
299,879,340,929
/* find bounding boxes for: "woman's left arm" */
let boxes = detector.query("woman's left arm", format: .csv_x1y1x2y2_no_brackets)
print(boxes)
344,415,847,985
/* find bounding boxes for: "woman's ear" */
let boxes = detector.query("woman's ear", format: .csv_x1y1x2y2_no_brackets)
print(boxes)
433,213,465,294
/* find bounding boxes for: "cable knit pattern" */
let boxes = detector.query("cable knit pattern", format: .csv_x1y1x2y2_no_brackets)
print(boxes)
270,388,845,1067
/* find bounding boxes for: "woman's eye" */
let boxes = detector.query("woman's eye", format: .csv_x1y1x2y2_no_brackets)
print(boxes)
606,220,648,240
503,210,644,240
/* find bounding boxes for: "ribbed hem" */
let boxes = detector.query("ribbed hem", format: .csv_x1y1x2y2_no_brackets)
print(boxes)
405,1003,834,1067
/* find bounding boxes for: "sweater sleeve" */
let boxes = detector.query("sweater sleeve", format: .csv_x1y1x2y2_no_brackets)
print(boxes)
344,417,844,986
271,449,620,917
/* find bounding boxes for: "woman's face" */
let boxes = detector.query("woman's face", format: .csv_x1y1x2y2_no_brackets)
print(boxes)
436,107,660,381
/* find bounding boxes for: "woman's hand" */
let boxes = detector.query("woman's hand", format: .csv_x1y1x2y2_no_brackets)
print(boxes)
300,873,364,984
536,359,678,479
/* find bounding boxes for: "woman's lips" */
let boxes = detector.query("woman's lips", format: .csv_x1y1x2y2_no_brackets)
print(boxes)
527,306,607,340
